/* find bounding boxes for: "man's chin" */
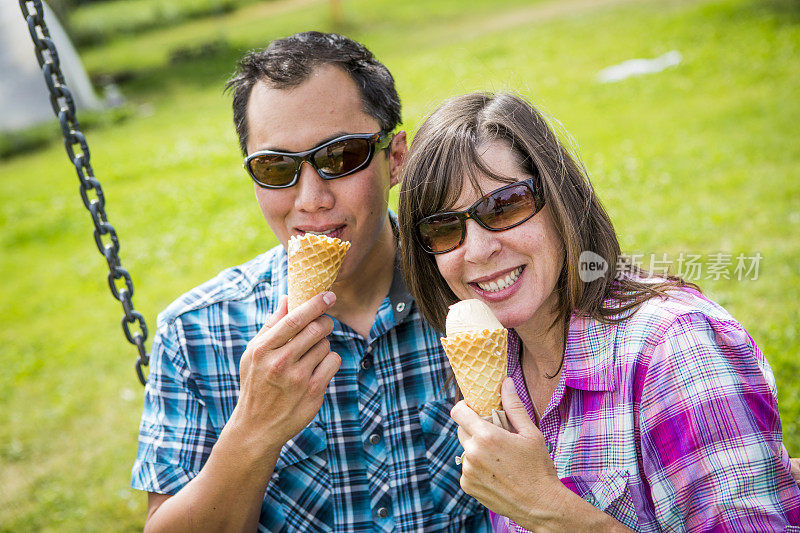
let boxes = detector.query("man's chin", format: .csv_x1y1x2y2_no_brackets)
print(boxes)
332,257,354,285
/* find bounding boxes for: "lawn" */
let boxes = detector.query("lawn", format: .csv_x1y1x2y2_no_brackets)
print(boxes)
1,0,798,529
67,0,258,47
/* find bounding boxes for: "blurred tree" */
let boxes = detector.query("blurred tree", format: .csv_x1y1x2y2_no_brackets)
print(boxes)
45,0,74,22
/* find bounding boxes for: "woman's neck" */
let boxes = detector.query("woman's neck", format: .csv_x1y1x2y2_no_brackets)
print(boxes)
514,293,566,380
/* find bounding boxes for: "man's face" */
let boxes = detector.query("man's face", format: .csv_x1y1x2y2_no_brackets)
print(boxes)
245,65,405,281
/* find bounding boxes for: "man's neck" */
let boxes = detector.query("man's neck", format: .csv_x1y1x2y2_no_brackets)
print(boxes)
326,218,397,338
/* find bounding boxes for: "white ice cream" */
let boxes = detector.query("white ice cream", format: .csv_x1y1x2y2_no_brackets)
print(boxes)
287,233,345,257
287,235,302,256
445,299,503,336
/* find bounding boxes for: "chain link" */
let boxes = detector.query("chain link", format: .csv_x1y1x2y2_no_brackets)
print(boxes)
19,0,150,385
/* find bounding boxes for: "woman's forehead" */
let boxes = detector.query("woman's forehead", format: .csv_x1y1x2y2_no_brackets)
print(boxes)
442,141,526,207
449,172,516,210
476,139,526,176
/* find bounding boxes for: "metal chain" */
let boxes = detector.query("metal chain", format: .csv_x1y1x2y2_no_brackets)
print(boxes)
19,0,150,385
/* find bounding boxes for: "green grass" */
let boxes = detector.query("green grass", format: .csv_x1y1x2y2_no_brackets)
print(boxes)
2,0,799,529
67,0,260,47
0,106,135,159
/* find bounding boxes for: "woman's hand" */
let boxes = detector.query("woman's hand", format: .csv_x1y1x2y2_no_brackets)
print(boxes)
790,458,800,486
450,377,563,524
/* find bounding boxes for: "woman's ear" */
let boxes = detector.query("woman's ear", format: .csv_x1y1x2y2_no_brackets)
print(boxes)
389,130,408,188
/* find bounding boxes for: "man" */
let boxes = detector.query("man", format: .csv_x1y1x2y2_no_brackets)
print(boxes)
131,31,490,531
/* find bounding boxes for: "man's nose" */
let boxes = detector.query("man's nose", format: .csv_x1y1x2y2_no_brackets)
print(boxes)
294,161,335,213
462,219,500,264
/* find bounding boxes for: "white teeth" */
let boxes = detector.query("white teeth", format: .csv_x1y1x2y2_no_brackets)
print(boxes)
306,229,336,235
477,267,523,292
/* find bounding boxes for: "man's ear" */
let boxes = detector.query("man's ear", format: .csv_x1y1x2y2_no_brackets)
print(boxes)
388,130,408,188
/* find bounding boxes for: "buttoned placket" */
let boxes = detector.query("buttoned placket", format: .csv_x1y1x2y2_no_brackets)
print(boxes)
537,366,568,459
328,239,410,531
361,344,373,370
356,334,393,532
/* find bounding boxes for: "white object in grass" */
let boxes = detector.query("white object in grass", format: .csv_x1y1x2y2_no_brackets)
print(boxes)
597,51,682,83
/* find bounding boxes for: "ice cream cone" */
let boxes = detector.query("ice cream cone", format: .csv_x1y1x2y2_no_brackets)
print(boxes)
441,327,508,418
287,234,350,312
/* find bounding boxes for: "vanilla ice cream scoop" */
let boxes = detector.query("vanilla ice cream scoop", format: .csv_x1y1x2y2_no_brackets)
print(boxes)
445,299,503,336
441,299,510,426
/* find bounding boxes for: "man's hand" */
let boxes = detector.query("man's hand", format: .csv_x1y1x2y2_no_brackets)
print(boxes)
143,293,340,533
231,291,341,455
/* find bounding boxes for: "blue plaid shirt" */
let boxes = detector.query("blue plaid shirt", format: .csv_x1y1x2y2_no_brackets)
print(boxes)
131,242,490,532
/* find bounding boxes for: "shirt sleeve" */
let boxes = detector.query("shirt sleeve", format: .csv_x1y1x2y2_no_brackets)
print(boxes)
130,317,217,494
638,311,800,532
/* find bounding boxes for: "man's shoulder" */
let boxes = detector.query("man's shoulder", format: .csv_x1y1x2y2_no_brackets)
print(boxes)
157,244,286,328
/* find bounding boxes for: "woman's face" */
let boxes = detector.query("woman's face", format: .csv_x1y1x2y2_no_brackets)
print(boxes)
434,141,564,330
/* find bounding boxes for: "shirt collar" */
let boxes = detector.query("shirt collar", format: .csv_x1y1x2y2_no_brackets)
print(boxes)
387,244,413,324
508,313,617,393
383,210,413,323
562,314,617,392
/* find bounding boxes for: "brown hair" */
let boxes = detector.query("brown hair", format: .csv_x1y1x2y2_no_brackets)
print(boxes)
398,92,697,335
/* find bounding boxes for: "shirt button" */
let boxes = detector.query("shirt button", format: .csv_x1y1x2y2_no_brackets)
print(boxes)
545,442,552,453
377,507,389,518
584,494,596,505
369,433,381,445
395,302,405,313
361,358,372,370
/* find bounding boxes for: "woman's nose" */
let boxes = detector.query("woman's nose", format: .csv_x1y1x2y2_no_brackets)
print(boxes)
294,161,335,213
461,219,501,264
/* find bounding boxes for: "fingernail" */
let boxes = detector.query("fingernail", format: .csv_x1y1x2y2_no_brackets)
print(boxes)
322,292,336,305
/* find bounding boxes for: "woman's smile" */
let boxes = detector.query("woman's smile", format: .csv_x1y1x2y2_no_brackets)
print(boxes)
469,265,526,299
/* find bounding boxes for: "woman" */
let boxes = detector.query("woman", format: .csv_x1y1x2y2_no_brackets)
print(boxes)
398,92,800,531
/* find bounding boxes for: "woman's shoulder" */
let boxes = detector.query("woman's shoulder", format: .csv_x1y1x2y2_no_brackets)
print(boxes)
609,282,772,385
567,281,770,396
605,278,740,339
632,286,732,327
593,282,760,371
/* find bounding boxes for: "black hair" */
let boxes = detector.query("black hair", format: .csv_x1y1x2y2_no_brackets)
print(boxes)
226,31,401,155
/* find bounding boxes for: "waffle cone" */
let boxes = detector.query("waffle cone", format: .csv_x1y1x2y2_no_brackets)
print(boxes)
287,234,350,312
441,328,508,417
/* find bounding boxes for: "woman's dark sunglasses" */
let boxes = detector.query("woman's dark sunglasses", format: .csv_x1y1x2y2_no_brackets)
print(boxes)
416,177,545,254
244,131,393,189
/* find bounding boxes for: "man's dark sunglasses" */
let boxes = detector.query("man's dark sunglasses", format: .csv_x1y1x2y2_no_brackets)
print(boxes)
244,131,393,189
416,177,545,254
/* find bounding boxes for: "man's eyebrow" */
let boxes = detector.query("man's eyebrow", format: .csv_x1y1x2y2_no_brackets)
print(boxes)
257,131,352,153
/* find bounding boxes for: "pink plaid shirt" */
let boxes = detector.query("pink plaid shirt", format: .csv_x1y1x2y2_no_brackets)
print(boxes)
489,288,800,532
